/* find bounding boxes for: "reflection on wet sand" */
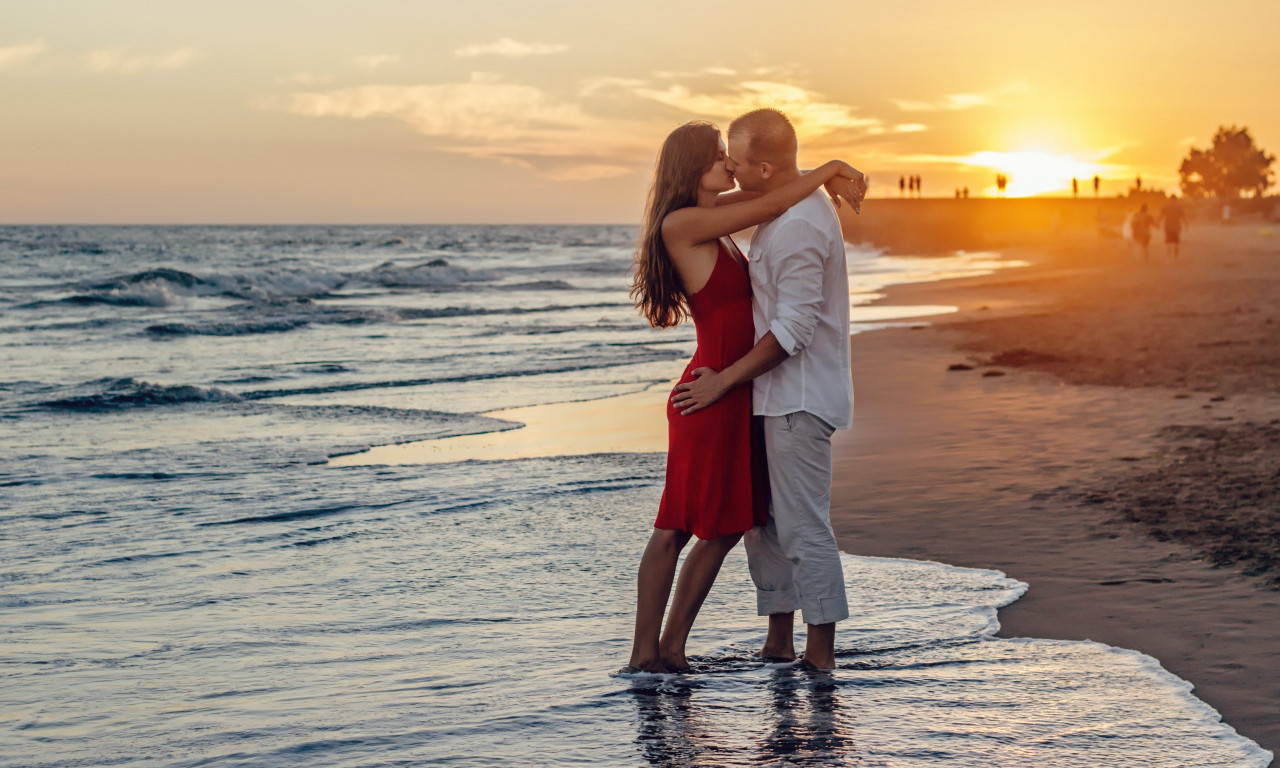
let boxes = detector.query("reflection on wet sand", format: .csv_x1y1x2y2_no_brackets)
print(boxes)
759,667,850,762
629,665,853,767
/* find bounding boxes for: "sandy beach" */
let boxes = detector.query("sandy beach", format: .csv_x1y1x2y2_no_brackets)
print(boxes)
834,206,1280,753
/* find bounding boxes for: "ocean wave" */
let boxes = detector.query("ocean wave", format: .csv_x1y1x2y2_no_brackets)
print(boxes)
38,378,243,411
240,352,680,400
65,279,188,307
58,268,215,307
91,268,209,291
200,498,411,526
155,300,631,336
146,319,311,336
47,260,509,312
208,268,348,302
497,280,576,291
353,258,494,289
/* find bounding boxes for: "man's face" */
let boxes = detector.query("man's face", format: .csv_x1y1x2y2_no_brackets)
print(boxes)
726,132,764,192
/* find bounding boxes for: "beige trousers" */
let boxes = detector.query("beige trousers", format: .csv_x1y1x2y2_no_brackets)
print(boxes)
745,411,850,626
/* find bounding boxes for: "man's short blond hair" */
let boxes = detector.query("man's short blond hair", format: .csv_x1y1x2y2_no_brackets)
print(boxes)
728,108,798,169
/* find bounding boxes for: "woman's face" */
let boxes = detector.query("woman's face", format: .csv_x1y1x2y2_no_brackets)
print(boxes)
698,139,735,195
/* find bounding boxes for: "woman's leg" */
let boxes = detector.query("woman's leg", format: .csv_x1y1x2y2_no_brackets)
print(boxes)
628,528,691,671
658,531,744,670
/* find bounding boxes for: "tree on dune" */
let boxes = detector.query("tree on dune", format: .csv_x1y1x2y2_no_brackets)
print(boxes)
1178,126,1276,199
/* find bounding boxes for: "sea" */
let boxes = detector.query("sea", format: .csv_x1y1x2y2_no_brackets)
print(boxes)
0,225,1270,767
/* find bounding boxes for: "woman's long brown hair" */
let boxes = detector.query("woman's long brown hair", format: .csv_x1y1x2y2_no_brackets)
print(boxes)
630,121,720,328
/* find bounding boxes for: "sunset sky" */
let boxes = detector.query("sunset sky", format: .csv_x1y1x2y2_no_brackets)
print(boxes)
2,0,1277,223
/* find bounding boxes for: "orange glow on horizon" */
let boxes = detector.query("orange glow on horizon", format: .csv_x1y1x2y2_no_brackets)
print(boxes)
963,151,1118,198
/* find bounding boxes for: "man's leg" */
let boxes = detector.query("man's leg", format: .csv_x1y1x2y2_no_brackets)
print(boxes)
745,414,803,660
762,611,796,660
766,411,848,670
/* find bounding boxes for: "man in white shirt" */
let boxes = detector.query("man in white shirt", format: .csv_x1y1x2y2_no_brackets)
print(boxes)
671,108,860,670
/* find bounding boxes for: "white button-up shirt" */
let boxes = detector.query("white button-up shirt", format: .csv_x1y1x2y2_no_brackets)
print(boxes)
747,189,854,430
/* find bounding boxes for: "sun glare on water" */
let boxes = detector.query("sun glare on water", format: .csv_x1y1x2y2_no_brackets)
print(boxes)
966,150,1110,197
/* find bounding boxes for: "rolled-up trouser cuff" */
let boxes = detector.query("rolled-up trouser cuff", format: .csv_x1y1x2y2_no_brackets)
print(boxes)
755,584,800,617
800,595,850,626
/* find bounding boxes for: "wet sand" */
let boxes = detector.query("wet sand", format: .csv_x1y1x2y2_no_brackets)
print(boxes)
833,221,1280,754
329,386,669,466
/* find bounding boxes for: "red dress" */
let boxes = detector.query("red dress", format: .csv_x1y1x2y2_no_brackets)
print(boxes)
654,239,769,539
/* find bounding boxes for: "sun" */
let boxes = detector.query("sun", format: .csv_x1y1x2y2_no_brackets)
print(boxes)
964,150,1110,197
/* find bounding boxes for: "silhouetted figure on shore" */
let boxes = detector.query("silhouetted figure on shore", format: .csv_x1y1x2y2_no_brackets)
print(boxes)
1131,203,1155,260
1072,177,1079,198
995,174,1008,197
899,175,906,196
1093,175,1100,196
1160,196,1189,258
914,175,922,197
962,187,969,199
955,188,961,199
1135,175,1142,192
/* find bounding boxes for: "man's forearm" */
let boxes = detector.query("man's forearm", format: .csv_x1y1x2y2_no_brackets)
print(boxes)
672,332,790,415
720,332,789,389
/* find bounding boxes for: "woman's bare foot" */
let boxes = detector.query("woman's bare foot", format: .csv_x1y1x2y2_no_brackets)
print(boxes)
621,657,669,674
660,648,691,672
757,644,796,663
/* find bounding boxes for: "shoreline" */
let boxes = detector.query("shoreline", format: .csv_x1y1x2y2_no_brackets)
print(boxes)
322,213,1279,755
833,222,1280,755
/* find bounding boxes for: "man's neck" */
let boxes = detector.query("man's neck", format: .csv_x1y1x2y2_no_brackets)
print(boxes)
760,167,801,194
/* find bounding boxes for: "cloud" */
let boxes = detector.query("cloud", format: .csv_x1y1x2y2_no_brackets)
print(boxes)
893,93,991,112
260,74,649,180
276,72,333,86
894,123,928,133
893,82,1029,112
651,66,738,79
267,79,586,141
633,80,882,138
578,76,647,98
353,54,399,71
86,47,198,73
453,37,567,58
0,39,47,70
264,70,893,180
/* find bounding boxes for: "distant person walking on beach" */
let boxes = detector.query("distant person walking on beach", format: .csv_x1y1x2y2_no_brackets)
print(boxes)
625,120,865,673
673,108,857,671
1072,177,1079,198
1093,174,1100,196
1131,203,1155,260
1160,196,1189,259
899,175,906,196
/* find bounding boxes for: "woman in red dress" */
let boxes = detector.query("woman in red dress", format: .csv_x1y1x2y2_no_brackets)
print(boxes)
625,121,863,672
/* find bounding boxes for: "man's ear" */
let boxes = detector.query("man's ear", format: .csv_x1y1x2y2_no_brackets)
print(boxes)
759,162,774,181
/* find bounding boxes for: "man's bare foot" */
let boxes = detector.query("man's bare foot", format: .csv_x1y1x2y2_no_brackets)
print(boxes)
795,655,836,671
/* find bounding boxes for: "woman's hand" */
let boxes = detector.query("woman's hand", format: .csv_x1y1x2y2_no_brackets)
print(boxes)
824,166,867,214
